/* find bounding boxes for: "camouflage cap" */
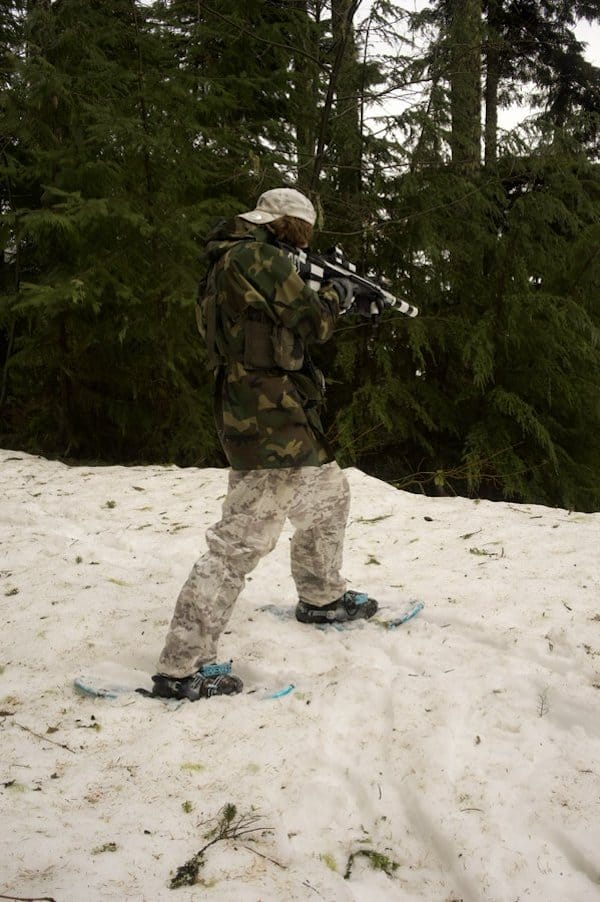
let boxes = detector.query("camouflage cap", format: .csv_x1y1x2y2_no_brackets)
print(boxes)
239,188,316,226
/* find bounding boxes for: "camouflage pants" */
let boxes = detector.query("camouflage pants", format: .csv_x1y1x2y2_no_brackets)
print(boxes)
157,461,350,677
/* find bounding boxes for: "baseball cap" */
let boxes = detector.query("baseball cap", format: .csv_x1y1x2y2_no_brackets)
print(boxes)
238,188,316,226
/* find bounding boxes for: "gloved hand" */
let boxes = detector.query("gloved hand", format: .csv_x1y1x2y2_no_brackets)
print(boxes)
352,290,385,319
330,278,355,311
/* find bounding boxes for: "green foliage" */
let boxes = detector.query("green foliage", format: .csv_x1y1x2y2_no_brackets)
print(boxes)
344,847,400,880
329,146,600,510
0,0,299,464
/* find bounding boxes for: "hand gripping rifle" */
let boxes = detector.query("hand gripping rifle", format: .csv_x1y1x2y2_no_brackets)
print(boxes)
278,242,419,319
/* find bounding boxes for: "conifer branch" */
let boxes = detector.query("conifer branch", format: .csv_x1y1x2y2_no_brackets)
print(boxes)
169,804,273,889
201,4,326,69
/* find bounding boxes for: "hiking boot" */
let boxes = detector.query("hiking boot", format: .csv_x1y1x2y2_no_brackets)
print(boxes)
151,661,243,701
295,590,378,624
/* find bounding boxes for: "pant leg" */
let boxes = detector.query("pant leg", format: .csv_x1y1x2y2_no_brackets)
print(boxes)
287,461,350,606
157,468,295,677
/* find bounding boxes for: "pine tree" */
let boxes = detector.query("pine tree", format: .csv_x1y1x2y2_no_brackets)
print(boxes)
0,0,306,463
0,0,221,461
325,1,600,511
0,2,26,410
482,0,600,164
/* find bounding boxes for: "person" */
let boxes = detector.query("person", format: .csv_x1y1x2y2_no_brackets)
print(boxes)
152,187,379,702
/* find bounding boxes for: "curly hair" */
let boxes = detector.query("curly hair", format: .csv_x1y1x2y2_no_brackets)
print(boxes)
268,215,314,249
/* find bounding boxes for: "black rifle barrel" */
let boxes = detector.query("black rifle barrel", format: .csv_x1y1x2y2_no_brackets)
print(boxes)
279,243,419,318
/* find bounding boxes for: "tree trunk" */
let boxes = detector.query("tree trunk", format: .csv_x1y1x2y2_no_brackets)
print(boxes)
331,0,362,201
484,0,501,171
291,0,320,192
309,0,360,193
448,0,482,176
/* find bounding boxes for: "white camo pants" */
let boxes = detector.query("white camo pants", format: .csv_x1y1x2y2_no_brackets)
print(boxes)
157,461,350,677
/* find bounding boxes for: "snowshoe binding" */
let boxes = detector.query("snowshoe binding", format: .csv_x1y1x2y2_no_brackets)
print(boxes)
151,661,243,701
295,590,378,625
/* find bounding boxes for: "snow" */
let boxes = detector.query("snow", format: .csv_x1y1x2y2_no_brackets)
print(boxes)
1,449,599,902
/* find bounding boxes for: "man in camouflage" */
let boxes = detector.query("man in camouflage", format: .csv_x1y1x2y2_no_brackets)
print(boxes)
152,188,378,702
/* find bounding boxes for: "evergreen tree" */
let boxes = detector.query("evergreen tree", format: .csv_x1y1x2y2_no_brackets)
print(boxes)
0,0,302,463
0,0,225,462
0,2,26,409
325,1,600,511
483,0,600,162
157,0,302,192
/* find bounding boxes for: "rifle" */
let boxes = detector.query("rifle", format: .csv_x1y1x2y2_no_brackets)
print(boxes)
278,242,419,319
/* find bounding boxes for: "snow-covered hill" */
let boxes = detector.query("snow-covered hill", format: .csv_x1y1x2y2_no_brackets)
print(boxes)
1,451,599,901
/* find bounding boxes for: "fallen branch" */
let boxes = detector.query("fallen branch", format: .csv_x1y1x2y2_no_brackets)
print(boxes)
0,895,57,901
14,722,75,754
170,804,272,889
238,843,286,870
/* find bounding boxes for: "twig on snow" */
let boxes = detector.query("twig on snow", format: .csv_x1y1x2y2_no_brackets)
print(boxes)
14,722,75,754
0,895,58,901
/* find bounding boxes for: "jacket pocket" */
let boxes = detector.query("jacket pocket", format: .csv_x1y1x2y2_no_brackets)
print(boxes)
243,318,275,369
272,325,304,371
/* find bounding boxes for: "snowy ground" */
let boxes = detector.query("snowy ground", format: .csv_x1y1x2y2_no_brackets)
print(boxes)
1,450,599,902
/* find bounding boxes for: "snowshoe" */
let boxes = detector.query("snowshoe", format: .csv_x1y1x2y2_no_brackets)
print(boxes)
151,661,243,701
295,590,378,625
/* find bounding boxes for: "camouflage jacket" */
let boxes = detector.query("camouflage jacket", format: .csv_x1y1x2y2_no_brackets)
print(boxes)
197,219,341,470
